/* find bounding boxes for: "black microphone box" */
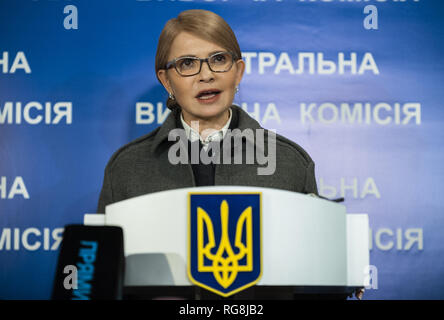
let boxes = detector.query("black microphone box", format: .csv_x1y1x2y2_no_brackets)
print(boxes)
51,224,125,300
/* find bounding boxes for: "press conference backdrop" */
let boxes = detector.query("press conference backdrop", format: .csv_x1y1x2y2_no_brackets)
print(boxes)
1,0,443,300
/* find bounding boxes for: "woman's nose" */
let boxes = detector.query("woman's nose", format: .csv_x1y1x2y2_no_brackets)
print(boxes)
198,61,214,82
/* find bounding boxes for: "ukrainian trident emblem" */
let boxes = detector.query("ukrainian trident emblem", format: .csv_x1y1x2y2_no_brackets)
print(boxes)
188,193,262,297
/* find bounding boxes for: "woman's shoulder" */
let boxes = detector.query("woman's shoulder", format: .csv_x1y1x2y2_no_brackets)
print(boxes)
273,132,315,167
234,105,315,167
105,127,161,171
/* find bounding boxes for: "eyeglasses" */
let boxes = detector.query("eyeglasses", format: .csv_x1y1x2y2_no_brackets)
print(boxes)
165,51,236,77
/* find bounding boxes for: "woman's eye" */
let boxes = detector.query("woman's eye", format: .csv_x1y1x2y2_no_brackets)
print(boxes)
180,59,195,69
213,54,226,63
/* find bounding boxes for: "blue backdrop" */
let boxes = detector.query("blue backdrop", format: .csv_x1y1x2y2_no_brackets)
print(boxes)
1,0,443,299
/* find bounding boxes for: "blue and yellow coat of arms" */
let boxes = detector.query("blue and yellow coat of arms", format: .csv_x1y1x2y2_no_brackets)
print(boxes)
188,192,262,297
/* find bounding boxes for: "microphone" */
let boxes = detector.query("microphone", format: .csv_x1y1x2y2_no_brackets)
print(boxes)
51,225,125,300
307,193,345,203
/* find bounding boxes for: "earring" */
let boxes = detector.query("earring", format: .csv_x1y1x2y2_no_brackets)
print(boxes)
169,92,175,100
235,86,239,94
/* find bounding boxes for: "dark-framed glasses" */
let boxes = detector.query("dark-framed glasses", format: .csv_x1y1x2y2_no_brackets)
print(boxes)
165,51,236,77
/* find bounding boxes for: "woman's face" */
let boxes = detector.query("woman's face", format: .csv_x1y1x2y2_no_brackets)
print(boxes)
158,32,245,125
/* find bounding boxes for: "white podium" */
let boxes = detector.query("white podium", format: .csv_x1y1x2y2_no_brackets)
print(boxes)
84,186,369,299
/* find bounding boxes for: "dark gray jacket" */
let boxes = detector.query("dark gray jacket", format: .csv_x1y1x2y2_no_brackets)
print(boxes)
97,105,318,213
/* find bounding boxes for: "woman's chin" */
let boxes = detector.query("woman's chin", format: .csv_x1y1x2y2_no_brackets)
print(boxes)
189,104,229,120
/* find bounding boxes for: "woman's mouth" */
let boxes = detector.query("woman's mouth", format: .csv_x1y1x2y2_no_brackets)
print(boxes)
195,90,222,104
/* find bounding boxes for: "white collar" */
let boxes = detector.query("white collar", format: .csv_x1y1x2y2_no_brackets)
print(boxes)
180,108,232,147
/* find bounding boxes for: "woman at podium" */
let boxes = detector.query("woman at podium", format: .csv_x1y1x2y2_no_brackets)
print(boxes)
97,9,318,213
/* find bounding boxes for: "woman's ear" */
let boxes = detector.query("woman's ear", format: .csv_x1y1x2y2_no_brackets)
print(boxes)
157,69,173,94
234,59,245,87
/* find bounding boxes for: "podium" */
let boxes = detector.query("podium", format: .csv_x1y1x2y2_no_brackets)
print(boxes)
84,186,369,300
